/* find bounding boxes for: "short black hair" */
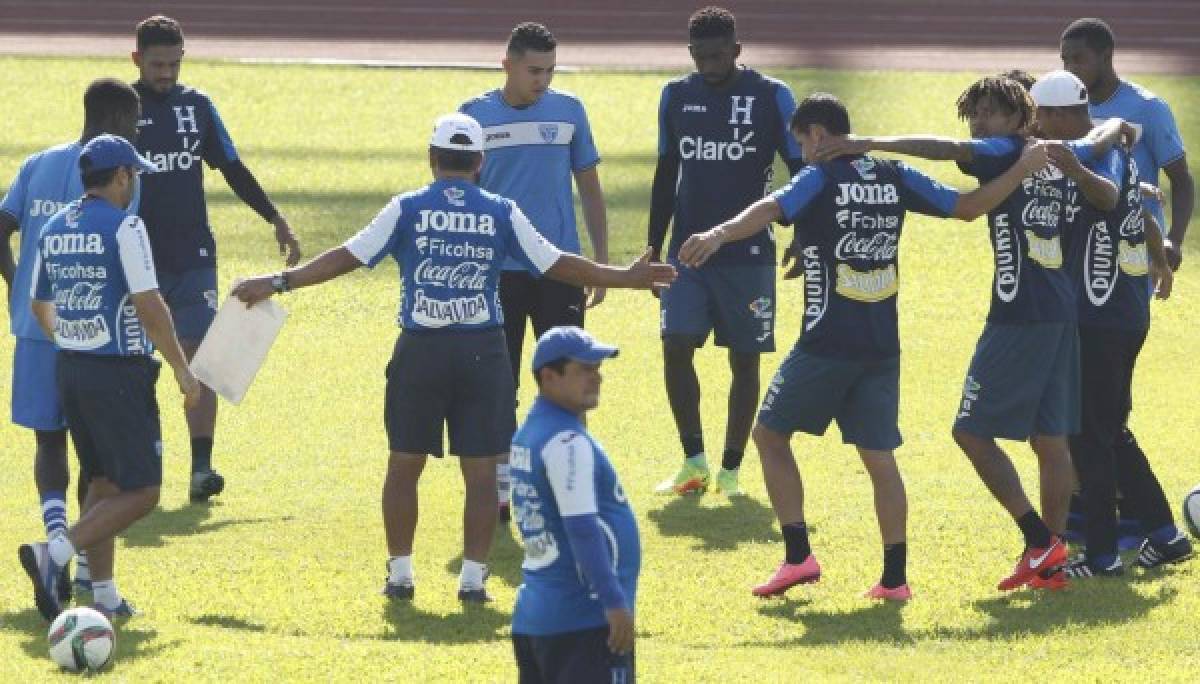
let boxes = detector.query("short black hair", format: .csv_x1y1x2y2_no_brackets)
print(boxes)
507,22,556,56
999,69,1036,92
1061,17,1115,54
80,166,121,190
790,93,851,135
956,76,1035,131
430,143,481,173
136,15,184,51
83,78,140,128
689,6,736,41
532,358,570,387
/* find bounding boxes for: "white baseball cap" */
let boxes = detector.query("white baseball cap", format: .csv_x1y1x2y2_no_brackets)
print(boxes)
430,113,484,152
1030,70,1089,107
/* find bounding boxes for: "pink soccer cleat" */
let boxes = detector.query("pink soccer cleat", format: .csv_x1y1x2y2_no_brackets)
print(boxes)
752,555,821,598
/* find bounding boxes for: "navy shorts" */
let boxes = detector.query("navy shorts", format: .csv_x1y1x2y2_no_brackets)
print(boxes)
11,337,66,431
953,322,1081,440
758,344,902,451
513,627,635,684
384,328,515,457
660,259,775,353
158,267,218,342
56,352,163,491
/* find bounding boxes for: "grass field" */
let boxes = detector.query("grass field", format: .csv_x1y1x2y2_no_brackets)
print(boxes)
1,55,1198,681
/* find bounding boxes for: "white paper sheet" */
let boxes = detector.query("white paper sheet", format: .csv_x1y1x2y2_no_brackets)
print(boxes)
190,296,287,404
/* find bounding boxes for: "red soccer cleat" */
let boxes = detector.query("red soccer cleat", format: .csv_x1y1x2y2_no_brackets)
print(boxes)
997,537,1067,591
752,555,821,598
864,583,913,601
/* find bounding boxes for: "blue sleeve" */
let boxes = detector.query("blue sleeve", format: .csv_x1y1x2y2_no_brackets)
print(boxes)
1084,147,1124,187
771,166,825,223
202,98,240,167
1064,140,1097,165
774,84,803,162
896,161,958,217
562,514,628,611
1145,98,1186,168
1,156,33,223
570,100,601,172
958,136,1021,180
656,85,675,159
128,174,142,214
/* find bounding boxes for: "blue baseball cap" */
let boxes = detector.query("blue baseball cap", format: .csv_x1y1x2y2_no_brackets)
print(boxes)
532,326,619,372
79,134,157,175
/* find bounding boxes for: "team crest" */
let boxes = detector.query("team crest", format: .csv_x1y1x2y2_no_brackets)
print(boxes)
748,296,772,319
538,124,559,143
850,157,877,181
443,186,466,207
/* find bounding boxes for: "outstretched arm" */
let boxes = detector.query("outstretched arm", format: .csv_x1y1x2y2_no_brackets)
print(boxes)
676,197,784,268
545,248,675,291
952,141,1049,220
574,166,609,308
231,246,362,306
812,134,977,164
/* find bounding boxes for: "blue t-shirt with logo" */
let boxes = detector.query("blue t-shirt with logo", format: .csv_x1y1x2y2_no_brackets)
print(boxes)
30,196,158,356
459,89,599,271
659,69,802,267
771,155,958,361
510,396,641,636
958,136,1082,324
1066,146,1151,330
134,82,240,273
343,178,563,331
1090,80,1186,234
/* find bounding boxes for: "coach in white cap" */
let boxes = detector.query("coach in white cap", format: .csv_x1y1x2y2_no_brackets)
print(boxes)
232,113,674,603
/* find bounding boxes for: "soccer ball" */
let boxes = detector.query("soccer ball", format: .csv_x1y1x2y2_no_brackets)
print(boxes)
1184,485,1200,539
47,607,115,672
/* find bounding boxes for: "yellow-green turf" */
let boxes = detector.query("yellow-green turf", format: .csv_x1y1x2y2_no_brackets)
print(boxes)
0,56,1197,681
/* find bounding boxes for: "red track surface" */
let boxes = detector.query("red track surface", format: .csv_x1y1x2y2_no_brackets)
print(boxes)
1,0,1198,73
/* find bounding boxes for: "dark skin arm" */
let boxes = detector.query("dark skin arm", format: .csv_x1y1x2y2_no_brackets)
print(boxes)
647,154,680,262
1162,156,1194,270
810,135,978,164
0,212,17,296
1046,143,1119,211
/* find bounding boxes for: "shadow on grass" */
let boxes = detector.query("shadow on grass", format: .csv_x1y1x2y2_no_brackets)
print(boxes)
380,599,509,644
120,503,294,548
189,614,268,632
646,495,783,551
443,522,525,588
746,599,915,647
0,607,179,665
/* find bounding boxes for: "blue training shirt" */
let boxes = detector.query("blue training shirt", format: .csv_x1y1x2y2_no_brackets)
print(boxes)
1090,80,1186,234
343,178,563,331
510,396,641,636
134,82,240,273
659,68,803,266
772,155,958,361
459,89,600,271
30,196,158,356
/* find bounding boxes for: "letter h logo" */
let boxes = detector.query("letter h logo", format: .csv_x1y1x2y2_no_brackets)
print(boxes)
173,106,199,134
729,96,755,125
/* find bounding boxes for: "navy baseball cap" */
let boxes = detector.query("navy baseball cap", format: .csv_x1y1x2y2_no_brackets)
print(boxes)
532,326,619,372
79,134,157,175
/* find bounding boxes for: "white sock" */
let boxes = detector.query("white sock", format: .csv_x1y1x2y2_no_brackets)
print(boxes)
47,532,75,567
75,551,91,582
92,578,120,610
387,555,413,585
460,559,487,590
496,463,511,505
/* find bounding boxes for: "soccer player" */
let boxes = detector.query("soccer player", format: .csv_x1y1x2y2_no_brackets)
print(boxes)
810,76,1129,591
1,78,142,600
459,22,609,521
679,93,1049,600
510,326,638,683
132,15,302,502
231,113,672,602
649,6,803,497
1061,18,1193,272
1031,71,1194,578
19,135,202,621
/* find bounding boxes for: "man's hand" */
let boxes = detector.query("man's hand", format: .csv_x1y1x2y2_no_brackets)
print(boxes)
585,286,607,309
1150,258,1174,300
1140,182,1165,203
678,227,727,269
175,366,203,410
1119,120,1138,149
623,247,677,289
810,135,870,163
231,276,276,307
1044,142,1084,180
781,241,805,280
1018,140,1050,175
1163,238,1183,272
605,608,635,656
272,214,302,267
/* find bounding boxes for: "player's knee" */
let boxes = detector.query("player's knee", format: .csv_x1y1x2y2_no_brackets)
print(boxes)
951,427,981,454
662,335,699,364
134,486,161,513
752,423,786,453
728,350,760,377
34,429,68,457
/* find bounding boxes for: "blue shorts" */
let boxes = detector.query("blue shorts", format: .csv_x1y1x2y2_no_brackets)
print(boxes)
758,344,902,451
660,259,774,353
953,322,1081,440
11,337,66,431
157,268,218,342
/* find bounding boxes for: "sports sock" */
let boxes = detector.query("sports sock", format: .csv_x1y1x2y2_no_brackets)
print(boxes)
1016,510,1053,549
91,579,120,610
40,493,68,538
685,453,708,470
782,522,811,564
1087,551,1119,571
47,532,76,567
721,448,743,471
191,437,214,474
75,551,91,582
1148,524,1181,544
460,559,487,590
681,433,705,461
496,463,511,506
387,555,413,585
881,542,907,588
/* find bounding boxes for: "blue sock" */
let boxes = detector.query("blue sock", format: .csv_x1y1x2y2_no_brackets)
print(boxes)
1149,524,1181,544
1088,552,1119,570
40,492,68,538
